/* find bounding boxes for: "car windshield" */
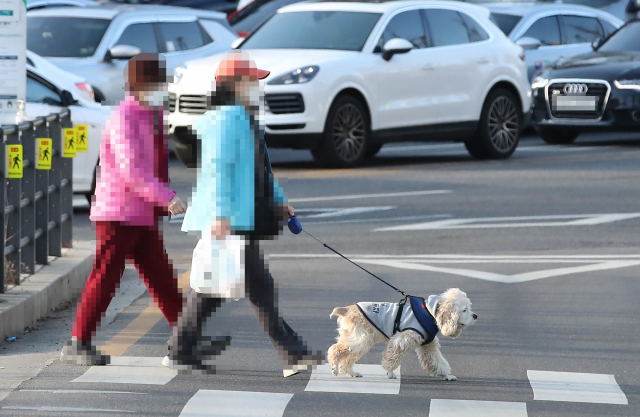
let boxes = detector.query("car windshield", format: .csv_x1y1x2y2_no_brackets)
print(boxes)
230,0,303,33
27,16,111,57
240,10,382,51
489,12,522,36
598,21,640,52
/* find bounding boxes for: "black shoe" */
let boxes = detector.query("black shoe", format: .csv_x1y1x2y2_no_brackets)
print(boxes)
60,340,110,366
283,351,325,377
196,335,232,359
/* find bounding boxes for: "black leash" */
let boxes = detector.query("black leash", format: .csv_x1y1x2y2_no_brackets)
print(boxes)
301,229,409,300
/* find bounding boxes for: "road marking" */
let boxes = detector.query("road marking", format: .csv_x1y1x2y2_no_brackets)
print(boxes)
3,406,134,413
303,214,451,226
375,213,640,231
20,389,146,395
101,271,190,356
72,356,176,386
429,399,528,417
305,364,401,395
289,190,452,203
296,206,395,218
527,370,627,405
179,390,294,417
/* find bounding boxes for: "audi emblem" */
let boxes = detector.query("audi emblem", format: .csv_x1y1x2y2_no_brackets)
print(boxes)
563,83,588,95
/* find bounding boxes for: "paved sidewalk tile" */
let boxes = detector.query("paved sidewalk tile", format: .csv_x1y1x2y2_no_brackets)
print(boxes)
179,390,294,417
527,370,628,405
71,356,176,385
429,399,528,417
304,364,400,395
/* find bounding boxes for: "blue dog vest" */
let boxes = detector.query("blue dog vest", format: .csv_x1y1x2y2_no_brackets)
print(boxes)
357,295,439,345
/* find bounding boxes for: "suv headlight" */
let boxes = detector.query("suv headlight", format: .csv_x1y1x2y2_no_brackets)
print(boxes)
268,66,319,85
531,76,549,90
173,65,187,84
614,79,640,90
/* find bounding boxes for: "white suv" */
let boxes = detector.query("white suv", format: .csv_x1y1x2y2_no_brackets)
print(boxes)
169,0,532,167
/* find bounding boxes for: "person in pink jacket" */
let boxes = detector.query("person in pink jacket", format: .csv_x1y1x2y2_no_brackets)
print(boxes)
62,54,187,366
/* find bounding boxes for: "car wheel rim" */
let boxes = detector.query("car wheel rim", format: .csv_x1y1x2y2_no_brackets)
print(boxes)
332,103,365,162
488,96,519,151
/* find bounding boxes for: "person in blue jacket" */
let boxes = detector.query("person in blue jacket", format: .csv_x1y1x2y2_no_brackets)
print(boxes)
168,52,323,377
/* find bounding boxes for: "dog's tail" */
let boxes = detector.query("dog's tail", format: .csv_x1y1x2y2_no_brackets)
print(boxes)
330,307,349,320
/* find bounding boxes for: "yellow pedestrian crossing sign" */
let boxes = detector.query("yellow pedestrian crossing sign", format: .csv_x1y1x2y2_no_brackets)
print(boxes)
6,144,23,179
37,138,52,170
76,124,88,153
63,128,77,158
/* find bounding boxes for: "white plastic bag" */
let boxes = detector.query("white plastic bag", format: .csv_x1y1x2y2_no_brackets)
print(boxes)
189,234,246,299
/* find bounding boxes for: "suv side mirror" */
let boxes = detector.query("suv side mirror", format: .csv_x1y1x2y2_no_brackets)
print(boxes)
60,90,77,107
382,38,413,61
626,0,640,13
592,37,603,50
104,44,142,62
516,37,542,50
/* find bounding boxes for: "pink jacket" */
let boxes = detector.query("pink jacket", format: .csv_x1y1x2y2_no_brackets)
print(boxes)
90,95,176,226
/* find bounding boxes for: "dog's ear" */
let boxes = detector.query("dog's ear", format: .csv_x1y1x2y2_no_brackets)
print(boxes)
438,299,462,338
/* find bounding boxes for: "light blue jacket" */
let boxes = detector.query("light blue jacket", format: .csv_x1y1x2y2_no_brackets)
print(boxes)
181,106,285,233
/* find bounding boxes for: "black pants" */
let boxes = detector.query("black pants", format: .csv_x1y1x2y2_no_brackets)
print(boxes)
172,239,310,365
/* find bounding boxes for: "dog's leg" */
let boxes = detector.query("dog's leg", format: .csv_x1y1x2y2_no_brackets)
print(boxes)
339,338,375,378
328,342,351,376
416,337,456,381
382,332,421,379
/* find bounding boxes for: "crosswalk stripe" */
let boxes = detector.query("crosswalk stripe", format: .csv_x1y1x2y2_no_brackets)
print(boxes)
305,364,401,395
428,399,527,417
72,356,176,386
179,390,294,417
527,370,628,405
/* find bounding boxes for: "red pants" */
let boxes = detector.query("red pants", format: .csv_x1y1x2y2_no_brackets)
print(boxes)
73,221,183,342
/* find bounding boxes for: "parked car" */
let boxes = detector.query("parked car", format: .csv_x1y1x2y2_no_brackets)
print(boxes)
24,62,107,199
170,0,532,167
26,50,96,102
485,3,623,81
27,3,238,104
26,0,97,10
228,0,306,37
531,18,640,144
109,0,239,14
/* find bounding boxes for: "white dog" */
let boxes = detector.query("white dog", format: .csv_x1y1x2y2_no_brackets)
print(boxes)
328,288,476,381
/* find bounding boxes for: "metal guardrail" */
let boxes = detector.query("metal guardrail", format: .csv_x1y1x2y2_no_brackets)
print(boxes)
1,109,73,292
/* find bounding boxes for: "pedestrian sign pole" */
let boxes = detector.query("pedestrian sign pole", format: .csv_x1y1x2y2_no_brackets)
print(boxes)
6,143,23,178
76,124,88,152
63,128,76,158
36,138,52,170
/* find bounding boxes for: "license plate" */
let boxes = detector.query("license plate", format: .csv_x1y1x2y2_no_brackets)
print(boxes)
552,95,597,112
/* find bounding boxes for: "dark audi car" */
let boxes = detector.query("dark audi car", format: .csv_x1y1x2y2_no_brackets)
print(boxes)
531,19,640,144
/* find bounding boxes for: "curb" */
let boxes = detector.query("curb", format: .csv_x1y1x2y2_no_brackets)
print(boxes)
0,241,92,342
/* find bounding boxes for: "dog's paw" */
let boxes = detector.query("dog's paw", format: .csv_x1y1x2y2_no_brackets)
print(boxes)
349,372,362,378
331,366,339,376
387,371,397,379
443,374,457,381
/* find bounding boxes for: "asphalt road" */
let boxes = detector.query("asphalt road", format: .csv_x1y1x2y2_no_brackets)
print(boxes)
1,132,640,417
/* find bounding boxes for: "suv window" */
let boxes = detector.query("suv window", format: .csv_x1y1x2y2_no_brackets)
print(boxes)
425,9,470,47
115,23,159,53
160,21,206,52
521,15,561,46
27,76,62,106
563,15,603,44
460,12,489,42
599,19,617,37
375,10,428,52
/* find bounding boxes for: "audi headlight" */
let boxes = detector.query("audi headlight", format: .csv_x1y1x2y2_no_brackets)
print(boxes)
173,65,187,84
531,76,549,90
614,79,640,90
268,66,319,85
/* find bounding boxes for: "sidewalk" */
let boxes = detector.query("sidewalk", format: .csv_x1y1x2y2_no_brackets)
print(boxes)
0,240,92,342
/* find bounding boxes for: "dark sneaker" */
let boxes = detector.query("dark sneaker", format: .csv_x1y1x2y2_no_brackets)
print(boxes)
283,351,325,377
61,340,110,366
162,336,231,368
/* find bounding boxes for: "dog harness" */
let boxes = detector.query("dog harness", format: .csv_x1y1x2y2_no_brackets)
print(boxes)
357,295,440,345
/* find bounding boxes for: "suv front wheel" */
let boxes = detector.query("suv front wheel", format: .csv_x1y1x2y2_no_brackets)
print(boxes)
465,89,521,159
312,95,372,168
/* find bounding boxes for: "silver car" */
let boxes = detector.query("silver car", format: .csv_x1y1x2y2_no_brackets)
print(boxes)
485,2,623,80
27,3,238,104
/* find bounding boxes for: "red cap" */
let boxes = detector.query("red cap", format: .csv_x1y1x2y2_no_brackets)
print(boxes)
215,54,270,81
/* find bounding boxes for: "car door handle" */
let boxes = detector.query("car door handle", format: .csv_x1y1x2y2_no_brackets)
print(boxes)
422,64,436,70
477,57,490,64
